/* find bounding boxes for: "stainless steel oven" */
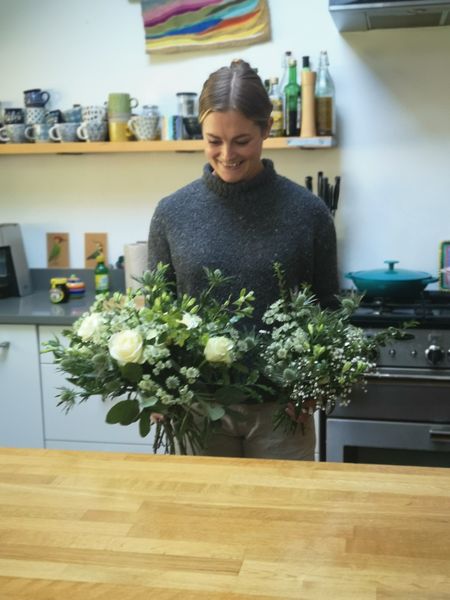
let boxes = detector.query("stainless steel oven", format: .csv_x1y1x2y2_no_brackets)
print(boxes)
324,294,450,468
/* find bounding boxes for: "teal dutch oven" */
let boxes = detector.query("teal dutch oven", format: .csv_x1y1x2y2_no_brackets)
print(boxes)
345,260,438,299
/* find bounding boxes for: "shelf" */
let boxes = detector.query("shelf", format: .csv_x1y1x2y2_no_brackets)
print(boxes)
0,136,335,155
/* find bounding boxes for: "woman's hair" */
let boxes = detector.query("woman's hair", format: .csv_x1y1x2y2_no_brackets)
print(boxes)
199,59,272,131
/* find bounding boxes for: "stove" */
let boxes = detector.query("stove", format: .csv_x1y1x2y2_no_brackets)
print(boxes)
323,290,450,468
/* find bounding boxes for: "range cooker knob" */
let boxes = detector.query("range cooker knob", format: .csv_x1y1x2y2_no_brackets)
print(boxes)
425,344,444,365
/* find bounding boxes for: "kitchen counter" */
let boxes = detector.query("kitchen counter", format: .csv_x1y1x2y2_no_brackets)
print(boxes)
0,289,96,325
1,448,449,599
0,268,125,325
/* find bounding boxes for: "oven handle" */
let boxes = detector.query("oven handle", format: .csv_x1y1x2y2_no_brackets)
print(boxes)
429,429,450,443
366,371,450,383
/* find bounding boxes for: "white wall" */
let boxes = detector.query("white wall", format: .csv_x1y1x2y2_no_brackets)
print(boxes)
1,0,449,286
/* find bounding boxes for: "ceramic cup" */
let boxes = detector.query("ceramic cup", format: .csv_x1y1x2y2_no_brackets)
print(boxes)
108,120,131,142
25,123,52,143
45,109,63,126
107,93,138,114
23,88,51,107
0,123,27,143
49,122,82,142
4,108,24,124
25,106,46,125
77,120,108,142
62,105,82,123
128,115,160,141
81,105,107,122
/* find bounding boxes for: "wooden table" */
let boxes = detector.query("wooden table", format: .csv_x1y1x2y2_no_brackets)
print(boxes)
0,449,449,599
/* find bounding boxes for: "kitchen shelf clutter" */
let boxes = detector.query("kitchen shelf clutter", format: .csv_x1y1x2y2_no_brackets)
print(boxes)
0,136,335,155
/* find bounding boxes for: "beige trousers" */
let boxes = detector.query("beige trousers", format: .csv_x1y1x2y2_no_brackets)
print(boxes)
197,402,316,461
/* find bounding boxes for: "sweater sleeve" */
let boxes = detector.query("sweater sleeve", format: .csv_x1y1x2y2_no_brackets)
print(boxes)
312,207,340,309
147,203,175,280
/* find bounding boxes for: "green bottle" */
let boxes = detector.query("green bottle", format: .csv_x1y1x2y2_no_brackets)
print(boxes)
284,58,300,136
95,254,109,293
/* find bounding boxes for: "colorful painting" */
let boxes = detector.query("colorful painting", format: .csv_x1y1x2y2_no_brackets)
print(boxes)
140,0,271,54
84,233,108,269
47,233,69,268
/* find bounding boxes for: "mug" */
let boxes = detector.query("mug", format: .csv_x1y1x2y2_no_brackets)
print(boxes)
45,109,63,126
25,123,52,143
62,105,82,123
49,122,82,142
81,105,107,122
108,93,138,115
4,108,24,124
108,120,130,142
25,106,46,125
77,120,108,142
128,115,160,141
0,124,27,143
23,88,51,107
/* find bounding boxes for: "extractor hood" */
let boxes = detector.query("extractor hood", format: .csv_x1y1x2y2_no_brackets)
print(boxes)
329,0,450,31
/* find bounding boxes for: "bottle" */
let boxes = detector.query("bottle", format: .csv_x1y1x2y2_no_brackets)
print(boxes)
300,56,317,138
315,50,335,137
95,254,109,293
283,58,300,136
279,51,292,135
268,77,284,138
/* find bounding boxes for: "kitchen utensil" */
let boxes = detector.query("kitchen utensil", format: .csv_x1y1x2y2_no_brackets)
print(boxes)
345,260,438,299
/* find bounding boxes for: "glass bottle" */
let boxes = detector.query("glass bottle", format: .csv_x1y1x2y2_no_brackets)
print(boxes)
268,77,284,138
284,58,300,136
95,254,109,293
315,50,335,137
279,51,292,135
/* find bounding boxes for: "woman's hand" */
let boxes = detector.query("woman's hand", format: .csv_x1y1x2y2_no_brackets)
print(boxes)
150,412,165,423
285,401,315,424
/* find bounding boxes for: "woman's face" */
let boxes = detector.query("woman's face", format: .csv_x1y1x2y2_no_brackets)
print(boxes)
202,110,269,183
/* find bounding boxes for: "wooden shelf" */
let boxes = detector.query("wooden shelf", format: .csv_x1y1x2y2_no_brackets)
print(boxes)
0,137,335,155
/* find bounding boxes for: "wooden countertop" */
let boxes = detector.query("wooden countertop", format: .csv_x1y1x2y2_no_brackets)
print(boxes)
1,448,449,599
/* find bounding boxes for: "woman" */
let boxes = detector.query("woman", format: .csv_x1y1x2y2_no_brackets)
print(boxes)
148,60,339,460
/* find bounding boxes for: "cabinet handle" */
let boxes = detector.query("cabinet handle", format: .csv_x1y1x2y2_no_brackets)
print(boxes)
429,429,450,443
0,341,10,350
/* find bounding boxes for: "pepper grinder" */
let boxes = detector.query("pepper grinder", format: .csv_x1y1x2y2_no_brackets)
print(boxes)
300,56,316,138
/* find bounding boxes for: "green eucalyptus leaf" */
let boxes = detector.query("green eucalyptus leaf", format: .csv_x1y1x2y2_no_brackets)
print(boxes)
120,363,143,383
106,400,140,425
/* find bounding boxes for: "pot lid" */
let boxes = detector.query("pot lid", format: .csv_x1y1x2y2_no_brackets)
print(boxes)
346,260,435,282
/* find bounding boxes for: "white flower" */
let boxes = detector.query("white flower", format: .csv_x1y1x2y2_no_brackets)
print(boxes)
204,336,234,365
108,329,144,365
77,313,103,341
180,313,202,329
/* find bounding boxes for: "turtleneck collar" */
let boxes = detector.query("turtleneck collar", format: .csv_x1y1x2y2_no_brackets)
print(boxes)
202,159,277,200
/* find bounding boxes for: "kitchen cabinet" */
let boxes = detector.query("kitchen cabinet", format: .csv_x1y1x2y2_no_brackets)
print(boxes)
0,136,335,155
0,324,44,448
39,325,155,453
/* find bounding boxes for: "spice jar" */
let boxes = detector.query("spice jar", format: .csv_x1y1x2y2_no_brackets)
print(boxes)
49,277,69,304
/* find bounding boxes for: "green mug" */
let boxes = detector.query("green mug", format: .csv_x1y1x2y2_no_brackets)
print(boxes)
107,93,138,114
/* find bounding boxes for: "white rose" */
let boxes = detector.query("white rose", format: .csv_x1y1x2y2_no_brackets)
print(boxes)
108,330,144,365
204,336,234,365
180,313,202,330
77,313,103,341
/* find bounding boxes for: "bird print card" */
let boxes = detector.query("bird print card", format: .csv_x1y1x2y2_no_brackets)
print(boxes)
47,233,70,268
84,233,108,269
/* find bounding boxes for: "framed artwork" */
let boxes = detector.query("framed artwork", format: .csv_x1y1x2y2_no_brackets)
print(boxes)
140,0,271,54
47,232,69,268
84,233,108,269
439,241,450,290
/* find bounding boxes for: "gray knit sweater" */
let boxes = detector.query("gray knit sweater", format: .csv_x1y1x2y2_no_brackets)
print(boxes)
148,159,339,327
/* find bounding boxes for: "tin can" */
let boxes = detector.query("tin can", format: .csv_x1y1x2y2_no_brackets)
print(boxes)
49,277,69,304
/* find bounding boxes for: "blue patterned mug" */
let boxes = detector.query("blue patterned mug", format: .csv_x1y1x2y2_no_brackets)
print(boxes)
23,89,51,107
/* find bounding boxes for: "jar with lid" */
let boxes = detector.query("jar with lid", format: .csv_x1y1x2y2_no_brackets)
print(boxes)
49,278,69,304
141,104,161,140
176,92,198,117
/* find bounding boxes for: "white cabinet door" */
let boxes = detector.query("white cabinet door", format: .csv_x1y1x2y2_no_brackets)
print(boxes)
0,324,44,448
39,325,155,452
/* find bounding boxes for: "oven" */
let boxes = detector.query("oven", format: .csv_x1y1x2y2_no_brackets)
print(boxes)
324,293,450,468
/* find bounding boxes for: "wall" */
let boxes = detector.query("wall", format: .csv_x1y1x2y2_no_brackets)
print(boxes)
1,0,449,286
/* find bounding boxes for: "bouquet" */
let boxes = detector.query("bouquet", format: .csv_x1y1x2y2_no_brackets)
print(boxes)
43,262,410,453
260,264,412,431
43,264,271,454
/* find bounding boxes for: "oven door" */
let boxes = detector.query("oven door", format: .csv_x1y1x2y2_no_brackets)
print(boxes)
324,368,450,467
326,418,450,467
